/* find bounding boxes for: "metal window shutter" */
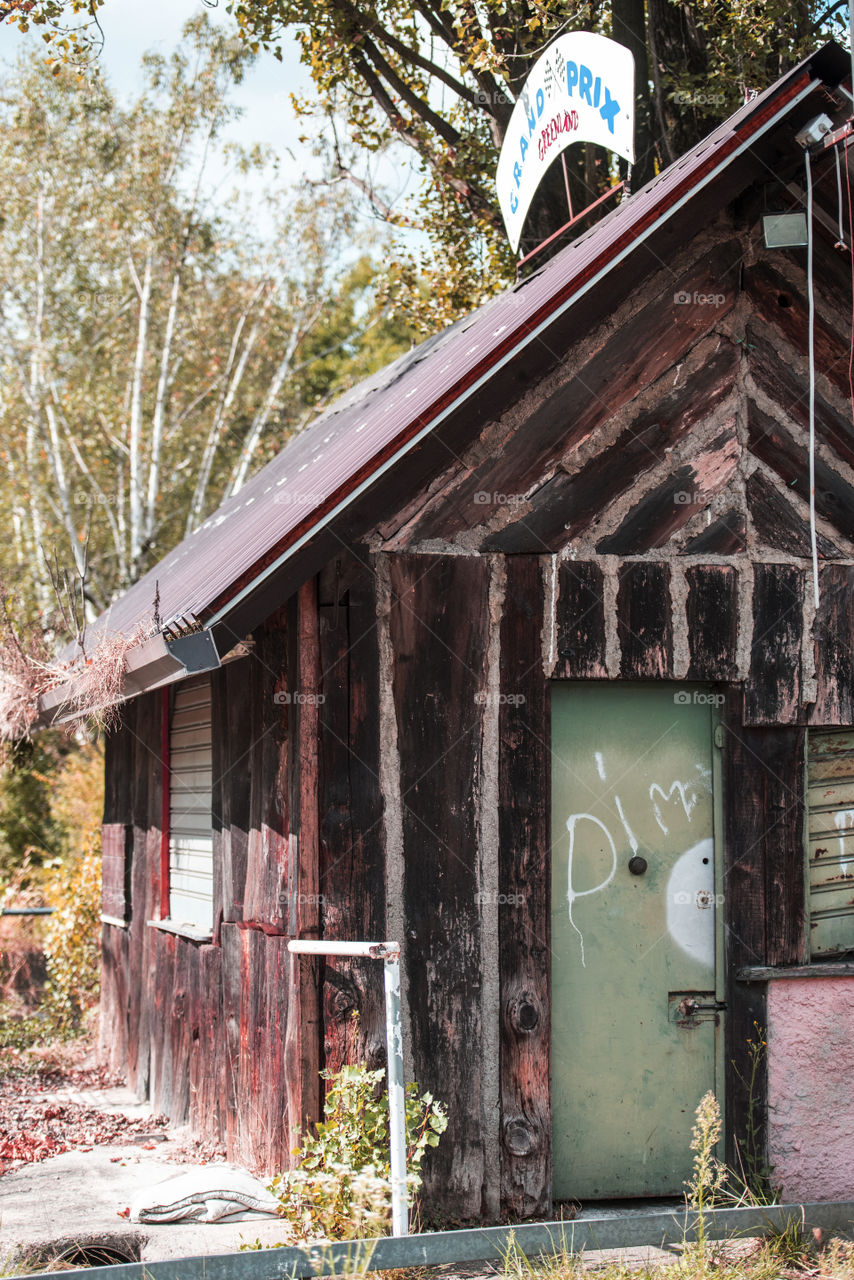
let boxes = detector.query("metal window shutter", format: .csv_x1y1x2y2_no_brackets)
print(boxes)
807,729,854,958
169,673,213,933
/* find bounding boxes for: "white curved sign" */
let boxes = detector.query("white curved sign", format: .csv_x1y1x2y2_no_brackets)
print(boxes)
496,32,635,252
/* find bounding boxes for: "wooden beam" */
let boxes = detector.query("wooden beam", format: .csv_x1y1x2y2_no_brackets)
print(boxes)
285,577,324,1155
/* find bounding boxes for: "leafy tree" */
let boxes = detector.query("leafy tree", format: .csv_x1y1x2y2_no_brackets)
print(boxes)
6,1,846,324
0,15,411,622
0,737,66,879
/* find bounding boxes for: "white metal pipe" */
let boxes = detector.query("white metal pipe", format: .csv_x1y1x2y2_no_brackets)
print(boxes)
384,955,408,1237
287,938,409,1236
287,939,400,960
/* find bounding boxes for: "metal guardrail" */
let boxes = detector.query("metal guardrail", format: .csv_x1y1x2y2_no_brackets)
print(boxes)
19,1200,854,1280
1,907,53,916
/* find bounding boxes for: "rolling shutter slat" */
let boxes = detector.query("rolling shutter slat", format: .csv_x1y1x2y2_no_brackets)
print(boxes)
168,675,213,933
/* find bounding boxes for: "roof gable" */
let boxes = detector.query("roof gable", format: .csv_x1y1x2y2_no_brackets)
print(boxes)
55,42,851,705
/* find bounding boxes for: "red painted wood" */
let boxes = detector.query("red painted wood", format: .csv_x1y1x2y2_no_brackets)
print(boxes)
101,822,130,921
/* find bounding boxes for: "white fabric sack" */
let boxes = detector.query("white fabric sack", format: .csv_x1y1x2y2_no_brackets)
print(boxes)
129,1166,281,1224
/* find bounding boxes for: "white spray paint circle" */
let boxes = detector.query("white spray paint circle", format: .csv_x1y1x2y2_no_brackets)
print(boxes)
665,837,715,968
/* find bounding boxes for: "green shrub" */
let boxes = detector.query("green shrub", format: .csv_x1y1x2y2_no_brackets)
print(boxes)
269,1064,448,1241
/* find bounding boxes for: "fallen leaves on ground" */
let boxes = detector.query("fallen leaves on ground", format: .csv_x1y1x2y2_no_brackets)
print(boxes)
0,1065,168,1175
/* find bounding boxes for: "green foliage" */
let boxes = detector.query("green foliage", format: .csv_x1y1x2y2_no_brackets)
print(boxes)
41,839,101,1028
0,737,66,882
268,1064,448,1241
0,741,104,1031
10,1,849,329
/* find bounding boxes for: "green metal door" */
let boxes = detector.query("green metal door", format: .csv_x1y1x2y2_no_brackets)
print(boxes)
551,683,722,1200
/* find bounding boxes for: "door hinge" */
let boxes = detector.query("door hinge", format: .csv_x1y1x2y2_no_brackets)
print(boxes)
714,724,725,749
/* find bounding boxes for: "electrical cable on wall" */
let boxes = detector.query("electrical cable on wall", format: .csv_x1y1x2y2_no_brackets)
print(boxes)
835,145,847,247
805,147,820,611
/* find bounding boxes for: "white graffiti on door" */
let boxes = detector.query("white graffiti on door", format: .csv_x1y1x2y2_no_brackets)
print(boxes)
665,838,715,966
649,769,709,834
565,753,713,966
566,812,617,967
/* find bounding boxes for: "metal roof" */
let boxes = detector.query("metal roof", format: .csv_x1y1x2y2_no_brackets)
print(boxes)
65,42,849,690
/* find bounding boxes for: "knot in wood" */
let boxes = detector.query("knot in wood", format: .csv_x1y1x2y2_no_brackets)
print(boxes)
508,993,540,1033
503,1117,537,1157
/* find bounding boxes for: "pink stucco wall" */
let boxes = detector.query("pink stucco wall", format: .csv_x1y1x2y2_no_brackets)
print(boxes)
767,977,854,1201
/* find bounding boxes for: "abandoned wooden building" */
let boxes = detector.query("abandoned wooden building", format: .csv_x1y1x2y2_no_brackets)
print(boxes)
54,40,854,1217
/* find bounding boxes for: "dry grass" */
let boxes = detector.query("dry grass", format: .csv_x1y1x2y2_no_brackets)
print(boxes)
0,617,151,742
493,1229,854,1280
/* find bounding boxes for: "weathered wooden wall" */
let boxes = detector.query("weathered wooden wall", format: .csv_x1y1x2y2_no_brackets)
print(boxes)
101,186,854,1219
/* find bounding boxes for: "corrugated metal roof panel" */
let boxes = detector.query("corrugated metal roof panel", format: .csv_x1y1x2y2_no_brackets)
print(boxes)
75,45,845,660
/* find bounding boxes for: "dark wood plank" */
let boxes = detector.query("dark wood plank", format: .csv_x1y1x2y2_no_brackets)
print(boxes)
812,564,854,725
285,577,324,1154
762,729,807,968
245,613,289,930
721,692,769,1179
264,933,291,1171
192,944,223,1143
617,562,673,678
150,927,176,1117
744,260,854,411
680,509,745,555
213,656,254,925
747,400,854,543
126,691,159,1101
236,925,266,1168
685,565,738,681
319,576,387,1077
747,470,841,559
167,938,193,1125
498,555,551,1219
746,326,854,472
553,561,607,679
389,553,490,1221
744,562,804,726
220,922,243,1158
597,424,739,554
486,340,740,553
98,923,128,1076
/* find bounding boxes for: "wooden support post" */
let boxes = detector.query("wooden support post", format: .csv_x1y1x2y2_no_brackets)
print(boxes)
285,577,324,1157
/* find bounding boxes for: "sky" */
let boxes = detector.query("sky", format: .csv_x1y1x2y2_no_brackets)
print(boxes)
2,0,312,170
0,0,422,244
